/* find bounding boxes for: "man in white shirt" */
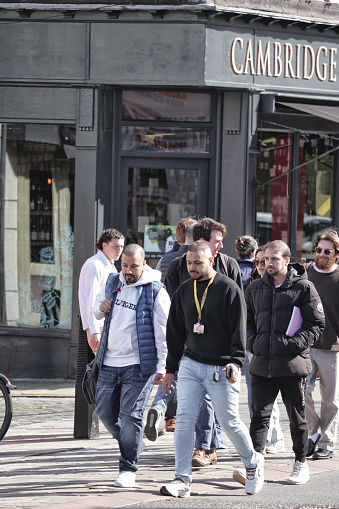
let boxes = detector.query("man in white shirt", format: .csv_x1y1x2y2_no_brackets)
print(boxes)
78,228,124,354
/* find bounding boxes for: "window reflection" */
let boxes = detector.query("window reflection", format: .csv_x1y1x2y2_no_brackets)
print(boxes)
256,131,336,261
122,91,211,121
256,132,292,246
298,134,335,260
121,126,210,153
0,124,75,328
127,166,198,265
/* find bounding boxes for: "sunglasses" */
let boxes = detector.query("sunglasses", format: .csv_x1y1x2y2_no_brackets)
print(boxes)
254,259,266,266
315,247,334,255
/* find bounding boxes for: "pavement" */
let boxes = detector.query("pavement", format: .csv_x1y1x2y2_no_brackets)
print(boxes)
1,377,338,509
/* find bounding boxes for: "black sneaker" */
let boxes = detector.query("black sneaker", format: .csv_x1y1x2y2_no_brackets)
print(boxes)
144,408,160,442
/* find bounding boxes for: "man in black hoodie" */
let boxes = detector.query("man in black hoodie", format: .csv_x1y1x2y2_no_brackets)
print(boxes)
242,240,324,486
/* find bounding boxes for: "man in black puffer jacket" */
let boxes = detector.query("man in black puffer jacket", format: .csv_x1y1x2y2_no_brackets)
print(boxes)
245,240,325,487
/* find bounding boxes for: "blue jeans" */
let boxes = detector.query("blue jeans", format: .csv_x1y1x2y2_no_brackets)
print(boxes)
175,356,257,484
96,364,154,473
152,374,219,448
195,395,220,449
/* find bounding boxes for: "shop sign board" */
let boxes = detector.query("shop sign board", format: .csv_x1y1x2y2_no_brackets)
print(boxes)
206,26,339,94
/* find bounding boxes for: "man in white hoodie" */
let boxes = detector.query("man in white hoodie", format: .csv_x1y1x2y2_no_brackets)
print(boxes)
93,244,170,488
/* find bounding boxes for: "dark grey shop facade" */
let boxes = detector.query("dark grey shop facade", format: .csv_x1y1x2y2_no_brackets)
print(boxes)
0,1,339,378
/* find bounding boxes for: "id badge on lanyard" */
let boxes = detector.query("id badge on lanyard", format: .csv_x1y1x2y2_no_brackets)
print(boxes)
193,274,215,334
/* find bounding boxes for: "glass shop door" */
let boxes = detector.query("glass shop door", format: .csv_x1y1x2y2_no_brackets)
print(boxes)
120,157,209,267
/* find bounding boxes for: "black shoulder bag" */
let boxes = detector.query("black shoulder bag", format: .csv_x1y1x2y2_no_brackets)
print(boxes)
82,274,120,405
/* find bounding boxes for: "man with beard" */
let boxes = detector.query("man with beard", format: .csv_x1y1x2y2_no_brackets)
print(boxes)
160,241,264,498
242,240,324,486
93,244,170,488
306,228,339,460
163,218,242,465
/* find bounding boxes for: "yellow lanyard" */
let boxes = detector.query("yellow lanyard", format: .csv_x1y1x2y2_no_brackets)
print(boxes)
194,275,215,322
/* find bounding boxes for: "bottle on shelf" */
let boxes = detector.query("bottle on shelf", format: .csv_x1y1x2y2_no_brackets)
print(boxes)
31,217,37,241
37,195,44,211
39,217,45,241
45,217,50,242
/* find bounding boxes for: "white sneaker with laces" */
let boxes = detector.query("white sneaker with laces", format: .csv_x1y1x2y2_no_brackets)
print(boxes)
160,478,191,498
245,452,265,495
265,438,286,454
114,471,136,488
287,460,310,485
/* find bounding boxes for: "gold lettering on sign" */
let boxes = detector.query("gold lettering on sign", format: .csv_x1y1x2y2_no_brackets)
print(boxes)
230,37,244,74
257,40,271,76
303,45,315,80
316,46,327,81
329,48,337,82
244,40,255,75
295,44,302,79
284,43,295,78
273,42,282,77
229,37,337,84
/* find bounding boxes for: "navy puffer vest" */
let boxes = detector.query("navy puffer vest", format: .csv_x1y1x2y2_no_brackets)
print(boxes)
96,273,163,375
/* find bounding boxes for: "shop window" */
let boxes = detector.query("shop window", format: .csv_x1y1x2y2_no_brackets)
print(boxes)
0,124,75,329
127,166,198,265
122,91,211,122
121,126,210,153
298,134,335,260
256,132,292,246
122,90,212,264
30,169,53,263
256,130,336,261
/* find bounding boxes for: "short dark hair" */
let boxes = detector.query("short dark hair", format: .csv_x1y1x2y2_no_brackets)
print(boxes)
193,218,227,242
255,245,266,257
187,240,212,257
176,216,197,244
122,243,145,260
315,227,339,255
235,235,258,258
265,240,291,259
95,228,125,251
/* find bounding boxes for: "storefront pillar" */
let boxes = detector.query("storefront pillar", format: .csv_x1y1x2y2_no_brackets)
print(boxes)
72,89,100,437
220,91,255,252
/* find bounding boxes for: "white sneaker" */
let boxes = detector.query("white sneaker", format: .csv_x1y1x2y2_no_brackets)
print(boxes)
287,460,310,485
233,467,246,486
114,471,136,488
160,478,191,498
245,453,265,495
265,439,286,454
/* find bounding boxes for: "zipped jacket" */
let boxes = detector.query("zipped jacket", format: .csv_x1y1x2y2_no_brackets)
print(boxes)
245,263,325,377
96,272,166,375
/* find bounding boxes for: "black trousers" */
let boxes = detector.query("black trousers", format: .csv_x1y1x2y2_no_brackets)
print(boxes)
250,374,308,462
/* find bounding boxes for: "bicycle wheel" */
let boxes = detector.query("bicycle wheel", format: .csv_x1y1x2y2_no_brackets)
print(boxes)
0,378,13,441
